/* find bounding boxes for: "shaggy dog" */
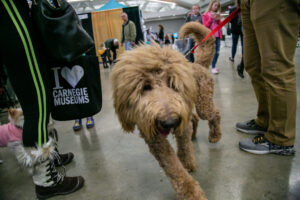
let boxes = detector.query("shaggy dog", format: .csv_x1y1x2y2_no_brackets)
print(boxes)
112,22,221,200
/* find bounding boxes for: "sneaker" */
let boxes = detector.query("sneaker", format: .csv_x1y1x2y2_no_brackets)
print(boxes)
229,57,234,62
73,119,82,131
239,135,295,155
236,119,267,134
211,68,219,74
86,117,95,129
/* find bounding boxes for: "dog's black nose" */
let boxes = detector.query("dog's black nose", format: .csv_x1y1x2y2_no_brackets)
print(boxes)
159,118,181,129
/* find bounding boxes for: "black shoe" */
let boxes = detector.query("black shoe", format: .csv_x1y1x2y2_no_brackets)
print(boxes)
237,63,244,78
229,57,234,62
236,119,267,134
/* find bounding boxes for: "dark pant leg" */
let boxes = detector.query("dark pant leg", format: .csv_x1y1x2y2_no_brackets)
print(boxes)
0,0,51,147
112,49,117,61
231,33,239,59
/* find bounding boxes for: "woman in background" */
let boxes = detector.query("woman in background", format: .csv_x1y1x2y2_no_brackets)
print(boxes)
202,0,222,74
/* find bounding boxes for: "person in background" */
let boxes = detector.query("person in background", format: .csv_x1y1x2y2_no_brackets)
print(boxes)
104,38,119,65
171,34,175,44
121,12,136,51
185,4,203,63
228,1,244,78
237,0,299,155
202,0,222,74
164,34,171,45
158,24,164,47
98,43,109,68
146,29,155,45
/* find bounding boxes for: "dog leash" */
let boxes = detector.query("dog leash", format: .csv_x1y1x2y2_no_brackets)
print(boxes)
185,7,241,56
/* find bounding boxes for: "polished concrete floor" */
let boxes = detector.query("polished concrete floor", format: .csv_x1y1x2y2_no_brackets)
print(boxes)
0,43,300,200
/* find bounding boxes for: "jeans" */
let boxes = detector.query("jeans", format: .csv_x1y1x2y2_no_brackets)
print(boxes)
212,37,220,68
231,33,243,59
124,41,132,51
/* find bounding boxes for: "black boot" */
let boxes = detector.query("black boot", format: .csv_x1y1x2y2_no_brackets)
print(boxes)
53,150,74,167
33,140,84,199
237,59,244,78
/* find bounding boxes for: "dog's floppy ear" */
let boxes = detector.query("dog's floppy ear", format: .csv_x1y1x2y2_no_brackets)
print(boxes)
114,103,135,133
112,66,136,133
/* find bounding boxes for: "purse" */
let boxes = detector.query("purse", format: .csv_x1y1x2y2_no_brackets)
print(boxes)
50,55,102,121
31,0,94,63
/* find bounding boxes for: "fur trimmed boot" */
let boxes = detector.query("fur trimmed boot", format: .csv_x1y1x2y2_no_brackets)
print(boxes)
8,139,84,199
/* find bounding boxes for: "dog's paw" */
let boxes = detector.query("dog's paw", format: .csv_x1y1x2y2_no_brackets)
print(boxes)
208,135,221,143
182,162,197,172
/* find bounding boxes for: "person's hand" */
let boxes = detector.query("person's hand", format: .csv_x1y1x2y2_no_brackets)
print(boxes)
210,12,217,19
187,12,192,17
216,12,221,20
131,41,135,46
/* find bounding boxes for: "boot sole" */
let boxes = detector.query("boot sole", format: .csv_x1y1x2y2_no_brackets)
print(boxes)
236,127,266,135
240,147,295,156
36,176,84,200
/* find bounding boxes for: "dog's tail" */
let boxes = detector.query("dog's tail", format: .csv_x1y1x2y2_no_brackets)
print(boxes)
179,22,215,68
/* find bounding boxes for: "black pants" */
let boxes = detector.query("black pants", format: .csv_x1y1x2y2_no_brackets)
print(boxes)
0,0,50,147
231,33,243,59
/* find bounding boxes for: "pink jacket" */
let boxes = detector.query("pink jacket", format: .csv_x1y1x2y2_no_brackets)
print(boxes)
0,123,22,147
202,12,222,39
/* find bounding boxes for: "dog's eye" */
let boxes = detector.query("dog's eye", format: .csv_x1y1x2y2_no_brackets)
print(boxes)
143,84,152,91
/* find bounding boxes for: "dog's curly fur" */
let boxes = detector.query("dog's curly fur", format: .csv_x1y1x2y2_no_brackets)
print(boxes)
112,22,221,200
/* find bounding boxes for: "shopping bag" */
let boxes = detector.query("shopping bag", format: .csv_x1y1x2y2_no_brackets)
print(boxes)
50,56,102,121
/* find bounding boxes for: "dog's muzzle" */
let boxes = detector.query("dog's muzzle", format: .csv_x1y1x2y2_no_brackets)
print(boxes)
156,117,181,137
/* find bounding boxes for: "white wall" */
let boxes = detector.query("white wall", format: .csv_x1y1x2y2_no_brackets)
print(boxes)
145,18,186,35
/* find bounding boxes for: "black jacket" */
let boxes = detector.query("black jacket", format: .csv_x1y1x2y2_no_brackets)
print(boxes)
229,6,242,34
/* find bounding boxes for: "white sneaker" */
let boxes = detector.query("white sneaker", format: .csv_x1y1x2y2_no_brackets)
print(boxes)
211,68,219,74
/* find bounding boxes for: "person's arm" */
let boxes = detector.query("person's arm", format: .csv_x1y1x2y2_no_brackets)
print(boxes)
185,13,191,23
202,12,213,28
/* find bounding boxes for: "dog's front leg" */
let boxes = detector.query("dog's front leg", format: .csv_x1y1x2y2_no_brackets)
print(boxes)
176,120,197,172
144,134,207,200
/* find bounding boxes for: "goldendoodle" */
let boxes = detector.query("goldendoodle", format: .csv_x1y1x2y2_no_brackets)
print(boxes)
112,22,221,200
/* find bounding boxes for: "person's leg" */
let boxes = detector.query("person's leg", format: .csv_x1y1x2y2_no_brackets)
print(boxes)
211,38,220,69
239,0,299,155
239,0,269,129
112,48,117,62
0,0,84,197
251,0,299,146
0,0,50,147
186,38,195,63
106,49,112,65
231,33,239,60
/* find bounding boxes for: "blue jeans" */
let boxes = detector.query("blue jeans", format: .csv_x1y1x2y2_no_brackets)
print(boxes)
212,37,220,68
231,33,243,59
124,41,132,51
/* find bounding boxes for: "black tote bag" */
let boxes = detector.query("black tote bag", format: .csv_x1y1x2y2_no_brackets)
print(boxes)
50,56,102,121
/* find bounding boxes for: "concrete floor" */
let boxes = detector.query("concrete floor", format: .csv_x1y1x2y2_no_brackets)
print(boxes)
0,44,300,200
